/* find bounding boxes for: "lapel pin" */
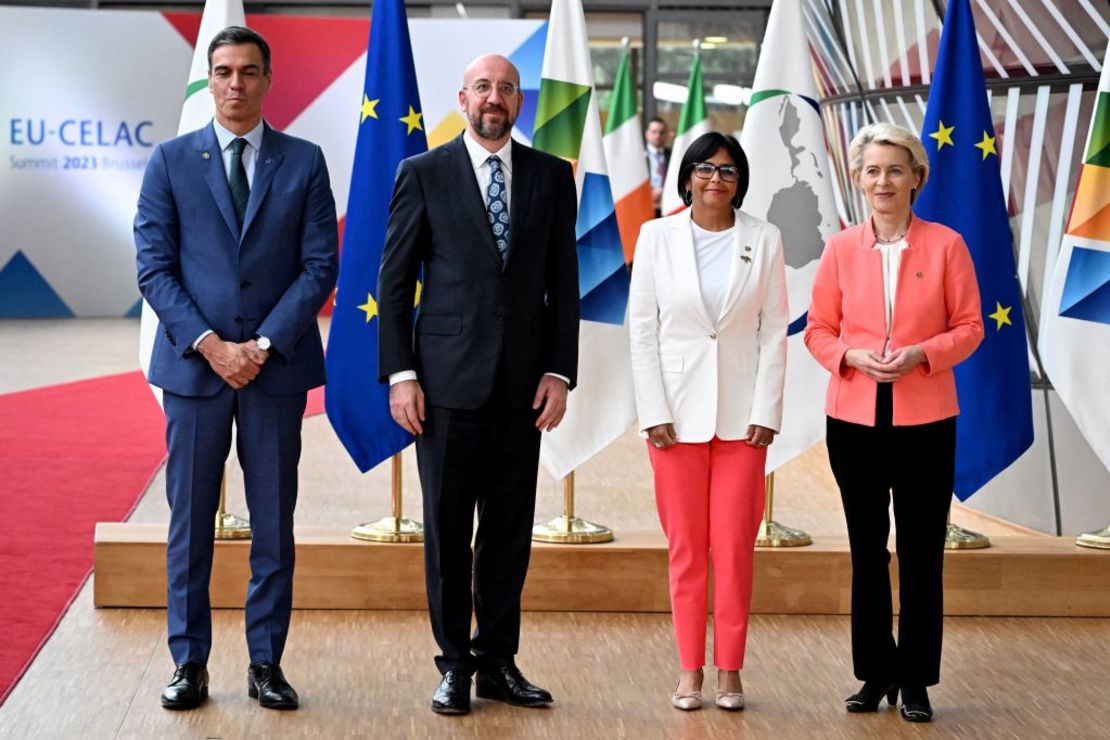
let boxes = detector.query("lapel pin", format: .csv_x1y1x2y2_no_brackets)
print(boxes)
201,151,210,160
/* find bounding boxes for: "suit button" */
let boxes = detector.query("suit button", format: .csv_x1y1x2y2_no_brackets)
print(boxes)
234,316,243,323
709,332,717,340
240,281,251,289
495,310,504,319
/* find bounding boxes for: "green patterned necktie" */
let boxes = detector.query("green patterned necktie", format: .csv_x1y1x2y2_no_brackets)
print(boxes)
229,137,249,228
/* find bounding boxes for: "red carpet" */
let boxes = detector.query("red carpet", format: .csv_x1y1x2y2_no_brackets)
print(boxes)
0,373,327,704
0,371,167,704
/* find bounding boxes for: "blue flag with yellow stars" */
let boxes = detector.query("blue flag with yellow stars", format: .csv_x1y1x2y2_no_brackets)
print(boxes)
914,0,1033,500
325,0,426,472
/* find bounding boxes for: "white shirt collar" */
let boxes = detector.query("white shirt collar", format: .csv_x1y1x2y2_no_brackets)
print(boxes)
213,118,265,152
463,130,512,174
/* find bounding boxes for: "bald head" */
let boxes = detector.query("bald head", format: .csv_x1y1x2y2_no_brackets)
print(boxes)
463,54,520,88
459,53,523,149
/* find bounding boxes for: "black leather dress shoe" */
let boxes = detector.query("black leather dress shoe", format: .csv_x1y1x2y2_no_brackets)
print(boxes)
431,671,472,715
475,663,553,707
248,662,299,710
900,684,933,723
161,662,208,709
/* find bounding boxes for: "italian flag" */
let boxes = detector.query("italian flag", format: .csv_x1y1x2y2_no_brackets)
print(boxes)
139,0,246,405
660,51,708,216
602,41,654,264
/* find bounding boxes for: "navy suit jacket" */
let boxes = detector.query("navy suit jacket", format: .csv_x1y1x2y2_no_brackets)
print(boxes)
136,122,339,397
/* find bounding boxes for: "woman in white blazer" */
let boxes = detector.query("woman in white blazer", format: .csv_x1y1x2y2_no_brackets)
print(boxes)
629,133,788,712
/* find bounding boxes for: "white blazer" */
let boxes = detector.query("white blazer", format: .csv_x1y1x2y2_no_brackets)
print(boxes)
629,209,789,443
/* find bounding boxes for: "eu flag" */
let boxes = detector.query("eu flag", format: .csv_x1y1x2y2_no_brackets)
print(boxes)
913,0,1033,499
325,0,427,472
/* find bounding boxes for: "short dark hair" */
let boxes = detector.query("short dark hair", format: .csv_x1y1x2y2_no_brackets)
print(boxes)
207,26,272,75
646,116,667,129
676,132,750,210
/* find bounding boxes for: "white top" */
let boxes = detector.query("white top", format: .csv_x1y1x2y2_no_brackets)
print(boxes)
691,221,736,321
212,118,264,187
874,236,909,354
462,130,513,211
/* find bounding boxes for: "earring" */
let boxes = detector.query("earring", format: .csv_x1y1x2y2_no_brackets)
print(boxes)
683,189,693,206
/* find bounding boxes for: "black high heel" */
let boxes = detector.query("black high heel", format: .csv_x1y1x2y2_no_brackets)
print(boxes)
845,681,898,712
899,684,933,722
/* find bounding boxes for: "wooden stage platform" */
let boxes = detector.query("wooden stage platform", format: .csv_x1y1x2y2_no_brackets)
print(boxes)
94,524,1110,617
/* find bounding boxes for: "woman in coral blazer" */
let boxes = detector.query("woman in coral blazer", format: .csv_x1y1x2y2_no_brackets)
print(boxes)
805,123,983,723
630,133,788,712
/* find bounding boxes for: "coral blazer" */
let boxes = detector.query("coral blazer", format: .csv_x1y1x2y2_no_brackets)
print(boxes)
629,209,789,442
804,217,984,427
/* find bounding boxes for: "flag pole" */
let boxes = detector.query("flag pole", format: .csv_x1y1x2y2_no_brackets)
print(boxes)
214,465,251,540
351,452,424,543
532,471,613,544
755,472,812,547
944,501,991,549
1076,524,1110,550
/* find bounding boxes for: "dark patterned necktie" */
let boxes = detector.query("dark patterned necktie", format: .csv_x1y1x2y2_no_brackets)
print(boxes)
486,155,509,262
229,137,250,228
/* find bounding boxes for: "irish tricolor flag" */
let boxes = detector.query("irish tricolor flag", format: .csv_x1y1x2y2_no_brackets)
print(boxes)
602,40,654,264
660,50,708,216
533,0,635,480
139,0,246,405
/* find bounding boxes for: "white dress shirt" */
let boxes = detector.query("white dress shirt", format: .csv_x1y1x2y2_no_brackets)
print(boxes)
192,118,266,350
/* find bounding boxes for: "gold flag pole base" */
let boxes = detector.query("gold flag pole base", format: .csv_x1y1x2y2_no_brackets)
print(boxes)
214,469,251,540
755,473,812,547
350,453,424,543
945,522,991,549
1076,524,1110,550
532,516,614,544
532,471,614,544
755,519,813,548
351,516,424,543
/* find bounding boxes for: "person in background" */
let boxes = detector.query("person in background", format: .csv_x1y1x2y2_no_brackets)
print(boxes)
629,131,788,712
804,122,983,723
645,116,671,217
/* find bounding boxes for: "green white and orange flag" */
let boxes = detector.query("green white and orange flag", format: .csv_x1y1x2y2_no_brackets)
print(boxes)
139,0,246,405
1039,40,1110,473
533,0,635,480
660,50,708,216
602,40,654,264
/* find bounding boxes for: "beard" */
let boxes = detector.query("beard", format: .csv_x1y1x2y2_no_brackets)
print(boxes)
469,104,514,140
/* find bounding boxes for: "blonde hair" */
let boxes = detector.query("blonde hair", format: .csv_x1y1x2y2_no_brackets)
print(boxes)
848,122,929,201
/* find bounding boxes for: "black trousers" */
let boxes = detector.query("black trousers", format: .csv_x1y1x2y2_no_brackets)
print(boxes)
415,373,542,675
826,383,955,687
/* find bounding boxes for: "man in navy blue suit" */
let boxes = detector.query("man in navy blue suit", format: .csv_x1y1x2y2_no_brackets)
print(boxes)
135,26,338,711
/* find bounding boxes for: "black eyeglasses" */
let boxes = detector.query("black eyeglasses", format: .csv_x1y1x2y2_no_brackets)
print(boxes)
692,162,741,182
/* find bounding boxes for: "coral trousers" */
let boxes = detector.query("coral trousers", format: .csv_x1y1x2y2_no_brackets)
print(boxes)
648,437,766,671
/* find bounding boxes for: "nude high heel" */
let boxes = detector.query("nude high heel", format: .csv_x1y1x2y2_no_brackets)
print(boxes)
671,668,703,711
715,670,744,711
